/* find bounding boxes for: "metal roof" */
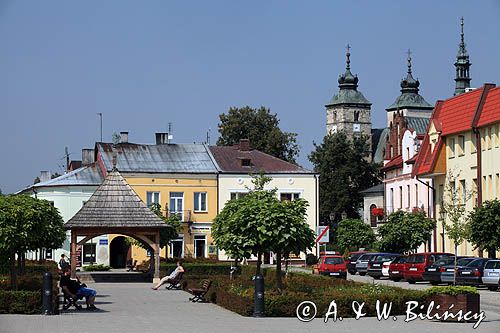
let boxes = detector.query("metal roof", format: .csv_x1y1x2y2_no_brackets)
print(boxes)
17,164,103,193
406,117,430,135
371,127,389,164
97,143,219,173
360,183,384,195
65,169,167,229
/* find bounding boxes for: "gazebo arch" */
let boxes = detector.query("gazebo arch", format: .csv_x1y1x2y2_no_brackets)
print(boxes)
65,168,169,283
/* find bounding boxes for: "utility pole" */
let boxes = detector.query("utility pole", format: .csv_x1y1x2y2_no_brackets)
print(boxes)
97,113,103,142
64,147,70,172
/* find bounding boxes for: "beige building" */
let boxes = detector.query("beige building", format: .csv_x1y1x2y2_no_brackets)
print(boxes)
414,84,500,257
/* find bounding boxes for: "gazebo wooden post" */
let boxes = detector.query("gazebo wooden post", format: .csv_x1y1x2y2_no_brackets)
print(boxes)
70,230,77,278
154,230,161,284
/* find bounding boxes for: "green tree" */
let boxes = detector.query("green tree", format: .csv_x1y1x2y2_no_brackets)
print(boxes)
0,195,66,289
217,106,299,163
268,198,316,293
439,170,473,284
336,218,375,254
308,132,381,223
468,199,500,258
377,211,435,254
213,174,315,292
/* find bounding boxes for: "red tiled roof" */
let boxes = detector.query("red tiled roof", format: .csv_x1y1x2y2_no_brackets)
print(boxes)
478,86,500,127
381,155,402,171
209,146,313,173
438,88,483,136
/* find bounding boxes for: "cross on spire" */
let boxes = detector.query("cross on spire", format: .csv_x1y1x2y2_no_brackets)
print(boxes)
407,49,412,74
345,43,351,70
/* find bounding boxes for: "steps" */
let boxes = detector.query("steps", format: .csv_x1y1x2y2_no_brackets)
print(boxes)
77,271,152,283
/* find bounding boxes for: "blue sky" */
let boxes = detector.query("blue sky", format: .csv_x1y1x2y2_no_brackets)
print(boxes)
1,1,500,193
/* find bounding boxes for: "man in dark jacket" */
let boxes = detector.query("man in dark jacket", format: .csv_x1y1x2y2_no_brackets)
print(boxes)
60,267,98,311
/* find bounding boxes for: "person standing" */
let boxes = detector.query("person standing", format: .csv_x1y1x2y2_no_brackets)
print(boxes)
59,254,69,270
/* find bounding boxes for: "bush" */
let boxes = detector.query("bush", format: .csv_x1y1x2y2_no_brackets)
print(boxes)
0,290,41,314
83,264,111,272
425,285,478,296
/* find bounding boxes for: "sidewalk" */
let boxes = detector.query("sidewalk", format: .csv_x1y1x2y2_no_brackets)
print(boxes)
1,282,499,333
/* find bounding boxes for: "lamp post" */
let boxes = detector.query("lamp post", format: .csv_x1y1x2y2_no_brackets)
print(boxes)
439,209,446,252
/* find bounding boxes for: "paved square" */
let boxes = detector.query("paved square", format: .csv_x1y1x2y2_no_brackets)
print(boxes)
1,282,499,333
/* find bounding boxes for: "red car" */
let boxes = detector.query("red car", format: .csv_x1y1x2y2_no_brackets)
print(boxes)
404,252,454,284
388,255,407,282
318,255,347,279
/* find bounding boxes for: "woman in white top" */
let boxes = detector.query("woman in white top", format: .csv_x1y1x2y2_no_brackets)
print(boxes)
152,261,185,290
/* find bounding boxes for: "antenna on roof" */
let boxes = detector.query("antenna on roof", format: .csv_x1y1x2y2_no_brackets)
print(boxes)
97,113,103,142
206,128,211,145
167,122,173,144
65,147,70,172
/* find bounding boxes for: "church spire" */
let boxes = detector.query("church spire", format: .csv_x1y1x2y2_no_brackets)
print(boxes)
454,17,471,96
338,44,359,90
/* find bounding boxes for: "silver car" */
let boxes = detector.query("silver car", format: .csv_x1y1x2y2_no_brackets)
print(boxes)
355,253,376,276
483,260,500,291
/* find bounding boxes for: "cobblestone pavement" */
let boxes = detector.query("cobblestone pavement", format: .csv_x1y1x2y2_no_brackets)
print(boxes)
1,282,499,333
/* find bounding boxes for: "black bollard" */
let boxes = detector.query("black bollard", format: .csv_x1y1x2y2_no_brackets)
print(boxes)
42,272,53,315
253,274,264,317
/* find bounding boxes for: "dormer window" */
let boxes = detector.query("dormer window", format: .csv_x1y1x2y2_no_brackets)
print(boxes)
240,158,251,167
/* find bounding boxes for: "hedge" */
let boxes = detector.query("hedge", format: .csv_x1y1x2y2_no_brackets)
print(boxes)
83,264,111,272
0,290,42,314
178,265,426,317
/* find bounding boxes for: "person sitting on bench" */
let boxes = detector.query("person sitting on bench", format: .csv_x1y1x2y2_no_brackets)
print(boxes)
152,260,184,290
60,267,99,311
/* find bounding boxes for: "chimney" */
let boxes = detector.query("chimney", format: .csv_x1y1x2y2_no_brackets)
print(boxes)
82,149,95,166
40,171,51,182
120,131,129,143
155,132,168,145
239,139,250,151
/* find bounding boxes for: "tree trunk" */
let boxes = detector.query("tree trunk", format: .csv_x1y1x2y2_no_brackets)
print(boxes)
275,251,283,294
453,244,458,286
21,252,26,274
17,252,22,275
256,252,262,276
10,251,17,290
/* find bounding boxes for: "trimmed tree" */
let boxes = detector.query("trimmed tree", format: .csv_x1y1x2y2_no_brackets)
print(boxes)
336,218,376,254
468,199,500,258
0,195,66,289
217,106,299,163
308,132,381,223
377,211,435,254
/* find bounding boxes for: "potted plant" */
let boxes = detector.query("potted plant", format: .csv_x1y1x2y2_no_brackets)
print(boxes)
425,286,480,322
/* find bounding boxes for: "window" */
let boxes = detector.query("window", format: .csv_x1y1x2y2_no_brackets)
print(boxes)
488,127,492,149
496,125,500,147
280,192,300,201
472,179,478,207
471,133,477,153
482,177,486,200
407,185,410,208
169,192,184,220
146,192,160,208
389,188,394,213
415,184,419,208
481,129,486,151
406,147,410,160
169,236,184,258
354,110,360,122
458,135,465,155
369,204,377,227
450,181,456,202
230,192,248,200
399,186,403,209
449,137,455,158
489,175,493,199
460,180,466,204
45,249,53,260
194,192,207,212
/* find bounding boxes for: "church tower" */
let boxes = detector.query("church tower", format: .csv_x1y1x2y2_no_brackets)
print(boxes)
326,45,372,141
454,17,471,95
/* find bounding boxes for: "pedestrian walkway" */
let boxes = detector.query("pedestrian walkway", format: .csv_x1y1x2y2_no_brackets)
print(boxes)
1,282,499,333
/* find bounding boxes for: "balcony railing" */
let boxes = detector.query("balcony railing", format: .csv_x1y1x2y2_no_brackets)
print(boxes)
167,210,193,223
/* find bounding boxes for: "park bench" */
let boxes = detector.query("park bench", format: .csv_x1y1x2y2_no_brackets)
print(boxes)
165,272,184,290
188,279,212,303
60,287,83,310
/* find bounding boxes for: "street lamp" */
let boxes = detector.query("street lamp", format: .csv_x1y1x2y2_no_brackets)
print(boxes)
439,208,446,252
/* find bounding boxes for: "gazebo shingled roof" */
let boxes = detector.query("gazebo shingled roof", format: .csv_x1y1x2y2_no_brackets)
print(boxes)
65,169,167,229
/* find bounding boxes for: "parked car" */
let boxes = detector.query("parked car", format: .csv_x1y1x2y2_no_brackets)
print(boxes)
456,258,490,286
440,257,478,284
367,253,400,279
422,256,471,285
355,253,384,276
388,255,407,282
317,255,347,279
346,251,368,275
483,259,500,291
404,252,454,284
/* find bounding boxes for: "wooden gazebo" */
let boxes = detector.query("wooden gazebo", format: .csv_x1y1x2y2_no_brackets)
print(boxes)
65,168,168,283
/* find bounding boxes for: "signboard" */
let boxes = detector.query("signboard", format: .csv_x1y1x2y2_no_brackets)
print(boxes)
76,245,82,268
316,226,330,243
99,239,108,245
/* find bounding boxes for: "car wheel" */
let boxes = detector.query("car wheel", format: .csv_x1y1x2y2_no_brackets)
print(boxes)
348,271,356,275
430,281,439,286
408,280,416,284
359,272,366,276
373,276,380,280
392,278,401,282
487,286,499,291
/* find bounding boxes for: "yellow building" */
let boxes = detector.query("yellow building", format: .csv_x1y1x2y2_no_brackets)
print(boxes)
414,84,500,257
96,134,219,266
